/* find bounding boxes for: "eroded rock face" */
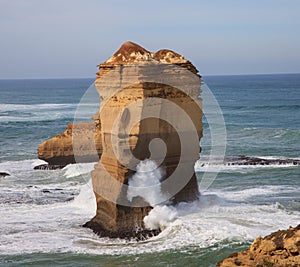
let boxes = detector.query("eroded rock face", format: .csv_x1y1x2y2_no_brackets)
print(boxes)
85,41,203,239
37,122,102,166
217,225,300,267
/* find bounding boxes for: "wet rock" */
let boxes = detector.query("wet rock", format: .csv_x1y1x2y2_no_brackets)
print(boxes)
83,209,161,241
33,164,65,170
224,156,300,167
41,189,51,193
0,172,10,177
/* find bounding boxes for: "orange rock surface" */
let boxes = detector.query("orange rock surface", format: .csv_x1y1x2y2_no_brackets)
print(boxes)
85,41,203,239
37,41,203,239
38,122,102,165
218,225,300,267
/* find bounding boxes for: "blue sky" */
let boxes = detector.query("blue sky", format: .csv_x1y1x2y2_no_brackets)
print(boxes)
0,0,299,78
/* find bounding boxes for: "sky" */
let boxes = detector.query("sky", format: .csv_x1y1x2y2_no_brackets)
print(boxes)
0,0,300,79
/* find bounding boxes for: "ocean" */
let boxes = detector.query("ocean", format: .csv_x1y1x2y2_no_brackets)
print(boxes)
0,74,299,266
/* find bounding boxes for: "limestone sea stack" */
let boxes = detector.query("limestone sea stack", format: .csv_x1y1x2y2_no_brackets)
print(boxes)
217,225,300,267
37,121,102,166
84,41,203,239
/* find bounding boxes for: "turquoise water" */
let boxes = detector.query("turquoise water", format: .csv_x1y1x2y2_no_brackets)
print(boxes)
0,74,299,266
0,244,248,267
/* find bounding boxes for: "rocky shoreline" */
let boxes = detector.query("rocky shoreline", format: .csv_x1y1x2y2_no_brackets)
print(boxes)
217,225,300,267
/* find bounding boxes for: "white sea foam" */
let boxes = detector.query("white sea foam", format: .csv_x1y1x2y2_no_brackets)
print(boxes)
256,155,297,160
0,103,79,122
70,179,96,213
210,185,299,202
0,158,299,256
126,159,177,229
0,103,76,112
0,159,96,180
31,159,48,168
144,205,178,230
127,159,166,205
0,114,74,123
63,162,96,178
0,159,40,173
0,177,299,255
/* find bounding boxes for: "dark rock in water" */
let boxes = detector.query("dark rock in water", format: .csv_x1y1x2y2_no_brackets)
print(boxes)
0,172,10,177
200,156,300,167
84,204,157,240
41,189,51,193
226,155,300,166
34,164,65,170
199,156,300,169
83,220,161,241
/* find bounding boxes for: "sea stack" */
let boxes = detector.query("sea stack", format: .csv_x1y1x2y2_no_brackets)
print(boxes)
84,41,203,239
37,121,102,166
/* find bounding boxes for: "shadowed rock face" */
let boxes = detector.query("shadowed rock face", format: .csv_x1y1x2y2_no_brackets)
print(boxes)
217,225,300,267
85,41,203,239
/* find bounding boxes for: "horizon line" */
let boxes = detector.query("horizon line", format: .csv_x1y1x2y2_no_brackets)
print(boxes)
0,72,299,80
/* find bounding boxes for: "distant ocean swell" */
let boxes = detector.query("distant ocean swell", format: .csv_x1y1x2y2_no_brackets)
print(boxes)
0,103,98,122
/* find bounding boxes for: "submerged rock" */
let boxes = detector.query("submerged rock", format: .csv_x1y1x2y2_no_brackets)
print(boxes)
217,224,300,267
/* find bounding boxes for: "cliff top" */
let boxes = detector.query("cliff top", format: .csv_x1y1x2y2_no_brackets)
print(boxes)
97,41,199,77
102,41,190,66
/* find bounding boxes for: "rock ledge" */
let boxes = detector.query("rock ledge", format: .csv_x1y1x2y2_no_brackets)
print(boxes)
218,225,300,267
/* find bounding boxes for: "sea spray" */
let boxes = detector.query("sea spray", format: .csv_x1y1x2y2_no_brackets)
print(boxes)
70,178,96,214
127,159,179,230
144,205,178,230
63,162,96,178
127,159,166,206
